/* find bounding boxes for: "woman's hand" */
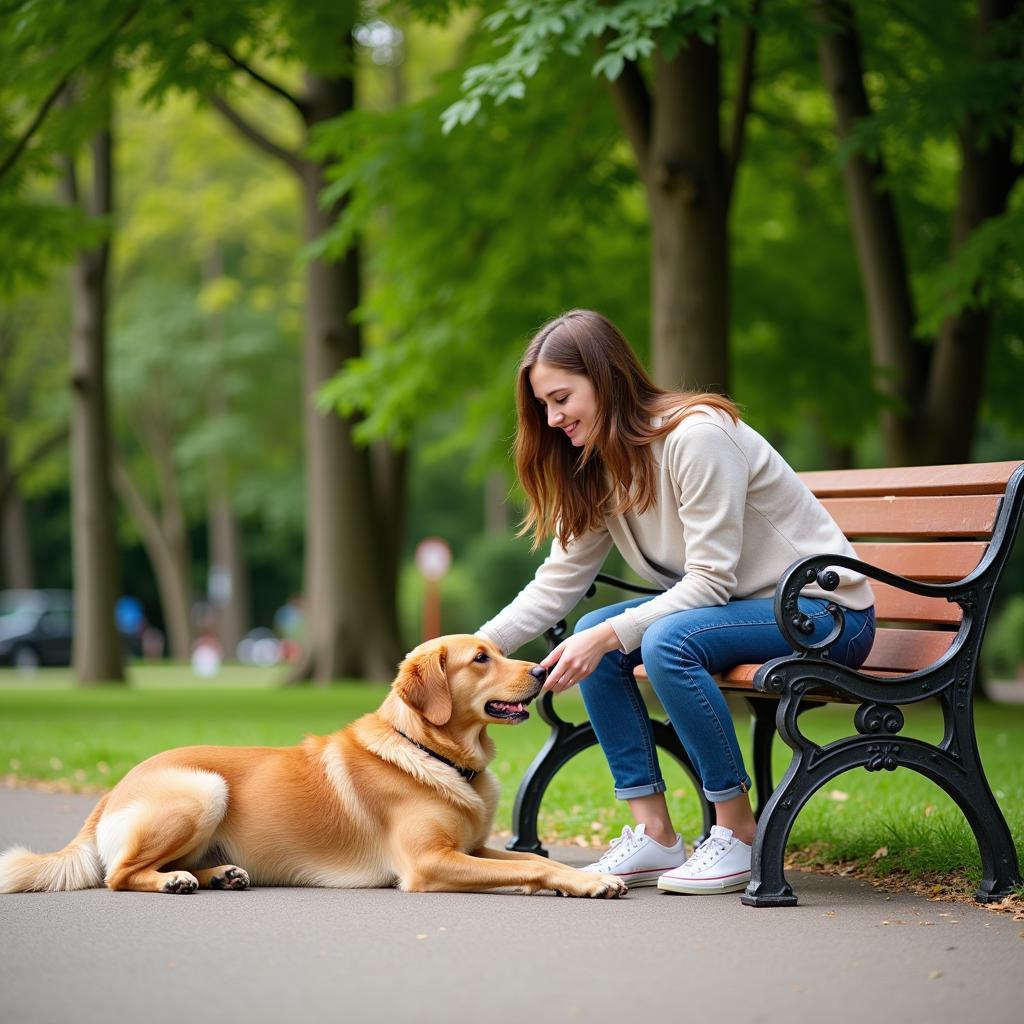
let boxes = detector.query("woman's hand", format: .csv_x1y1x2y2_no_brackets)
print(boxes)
541,622,622,693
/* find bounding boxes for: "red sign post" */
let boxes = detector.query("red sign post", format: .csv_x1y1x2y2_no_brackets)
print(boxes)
414,537,452,642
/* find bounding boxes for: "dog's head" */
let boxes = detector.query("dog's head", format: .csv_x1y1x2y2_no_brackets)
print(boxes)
393,635,545,729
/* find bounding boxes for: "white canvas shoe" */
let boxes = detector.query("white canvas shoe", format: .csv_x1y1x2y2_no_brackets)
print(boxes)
657,825,751,894
581,824,685,888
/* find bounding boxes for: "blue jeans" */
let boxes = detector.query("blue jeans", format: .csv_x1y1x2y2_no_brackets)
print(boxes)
576,597,875,802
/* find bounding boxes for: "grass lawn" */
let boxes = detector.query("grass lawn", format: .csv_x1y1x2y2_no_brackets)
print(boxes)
2,664,1023,895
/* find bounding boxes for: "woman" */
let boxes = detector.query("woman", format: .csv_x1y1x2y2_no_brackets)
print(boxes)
476,310,875,895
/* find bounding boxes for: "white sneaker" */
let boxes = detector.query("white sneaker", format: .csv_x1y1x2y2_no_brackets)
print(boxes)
657,825,751,894
581,824,685,888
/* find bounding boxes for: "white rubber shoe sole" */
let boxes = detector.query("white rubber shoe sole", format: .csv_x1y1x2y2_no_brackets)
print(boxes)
657,870,750,894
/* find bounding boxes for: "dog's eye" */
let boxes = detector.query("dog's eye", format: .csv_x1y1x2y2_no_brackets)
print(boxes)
473,652,490,664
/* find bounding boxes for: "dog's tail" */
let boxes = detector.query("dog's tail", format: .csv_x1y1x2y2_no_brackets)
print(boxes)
0,794,108,893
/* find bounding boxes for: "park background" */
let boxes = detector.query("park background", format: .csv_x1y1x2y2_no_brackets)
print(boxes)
1,1,1023,885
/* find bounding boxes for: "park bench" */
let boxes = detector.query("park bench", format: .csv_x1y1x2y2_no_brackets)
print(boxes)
506,460,1024,906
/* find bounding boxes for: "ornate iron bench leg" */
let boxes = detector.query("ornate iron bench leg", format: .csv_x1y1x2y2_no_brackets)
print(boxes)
742,689,876,908
746,697,776,820
921,702,1021,902
746,696,827,821
740,754,806,907
507,693,714,855
506,713,598,855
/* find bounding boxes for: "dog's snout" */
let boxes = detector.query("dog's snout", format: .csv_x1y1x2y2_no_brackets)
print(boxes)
530,665,547,682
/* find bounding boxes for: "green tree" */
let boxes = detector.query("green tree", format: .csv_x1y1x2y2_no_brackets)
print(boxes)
0,1,151,682
815,0,1023,465
111,81,304,661
60,77,125,682
442,0,761,392
150,1,403,682
315,27,648,465
2,0,405,680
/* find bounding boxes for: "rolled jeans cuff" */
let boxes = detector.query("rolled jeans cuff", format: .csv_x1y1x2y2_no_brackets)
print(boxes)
613,780,667,801
703,778,753,803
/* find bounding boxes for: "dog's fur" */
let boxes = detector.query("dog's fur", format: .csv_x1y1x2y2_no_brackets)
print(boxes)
0,635,625,898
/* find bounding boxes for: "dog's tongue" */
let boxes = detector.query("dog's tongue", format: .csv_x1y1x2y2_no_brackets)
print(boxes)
495,701,525,713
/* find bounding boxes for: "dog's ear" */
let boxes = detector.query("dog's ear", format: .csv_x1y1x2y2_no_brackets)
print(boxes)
395,644,452,726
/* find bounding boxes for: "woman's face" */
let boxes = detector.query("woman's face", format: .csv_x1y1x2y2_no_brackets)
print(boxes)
529,361,599,448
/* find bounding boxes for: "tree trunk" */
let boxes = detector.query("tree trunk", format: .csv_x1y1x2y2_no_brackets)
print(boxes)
204,247,250,657
292,70,402,684
816,0,928,465
62,109,124,683
922,0,1020,463
0,436,34,589
210,35,405,685
208,487,249,658
372,438,407,650
112,457,193,662
647,39,730,393
817,0,1019,466
606,34,733,394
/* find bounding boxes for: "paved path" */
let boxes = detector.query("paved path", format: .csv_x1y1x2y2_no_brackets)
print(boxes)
1,789,1021,1023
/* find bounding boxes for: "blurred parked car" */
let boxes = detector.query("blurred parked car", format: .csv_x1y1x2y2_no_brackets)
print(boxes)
0,590,74,669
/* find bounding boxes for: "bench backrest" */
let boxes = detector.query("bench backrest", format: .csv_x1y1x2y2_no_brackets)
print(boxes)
799,460,1023,675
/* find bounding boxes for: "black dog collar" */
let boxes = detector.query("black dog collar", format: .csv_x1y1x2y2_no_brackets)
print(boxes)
394,729,477,782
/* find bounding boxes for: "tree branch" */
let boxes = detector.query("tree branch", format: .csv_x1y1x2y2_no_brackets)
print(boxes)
0,3,141,184
603,58,652,182
725,2,760,210
210,42,309,119
208,94,303,174
0,427,67,509
111,456,164,560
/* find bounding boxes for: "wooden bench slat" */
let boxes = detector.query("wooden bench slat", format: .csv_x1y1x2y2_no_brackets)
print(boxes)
870,581,962,625
821,495,999,538
860,627,954,672
851,541,985,581
801,460,1022,498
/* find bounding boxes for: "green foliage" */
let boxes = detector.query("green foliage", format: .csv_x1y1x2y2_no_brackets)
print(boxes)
727,21,881,454
828,1,1024,346
915,205,1024,337
984,596,1024,681
0,199,103,295
0,292,71,500
313,44,647,467
108,77,305,542
440,0,741,132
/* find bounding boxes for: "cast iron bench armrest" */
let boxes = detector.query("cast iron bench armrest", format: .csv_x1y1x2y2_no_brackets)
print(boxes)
768,551,975,658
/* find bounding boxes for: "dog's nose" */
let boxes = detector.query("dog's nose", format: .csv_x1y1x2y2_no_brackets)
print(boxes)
530,665,547,682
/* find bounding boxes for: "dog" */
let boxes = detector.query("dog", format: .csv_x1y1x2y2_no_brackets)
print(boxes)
0,635,626,898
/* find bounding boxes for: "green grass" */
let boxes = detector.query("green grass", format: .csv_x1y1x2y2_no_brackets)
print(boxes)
2,666,1023,888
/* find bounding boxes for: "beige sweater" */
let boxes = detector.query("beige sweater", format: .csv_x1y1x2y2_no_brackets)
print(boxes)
478,407,874,656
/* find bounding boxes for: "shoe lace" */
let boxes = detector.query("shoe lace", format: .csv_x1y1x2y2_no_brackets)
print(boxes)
682,832,730,872
588,824,648,869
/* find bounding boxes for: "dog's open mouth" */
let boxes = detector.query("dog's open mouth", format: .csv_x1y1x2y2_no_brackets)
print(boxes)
485,697,534,722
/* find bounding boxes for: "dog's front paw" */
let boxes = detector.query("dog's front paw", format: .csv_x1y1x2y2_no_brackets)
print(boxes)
557,872,628,899
161,871,199,894
210,866,250,890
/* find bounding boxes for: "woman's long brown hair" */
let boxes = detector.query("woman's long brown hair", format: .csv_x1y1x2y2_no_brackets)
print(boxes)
515,310,739,550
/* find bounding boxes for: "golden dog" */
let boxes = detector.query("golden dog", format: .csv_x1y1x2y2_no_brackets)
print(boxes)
0,635,625,898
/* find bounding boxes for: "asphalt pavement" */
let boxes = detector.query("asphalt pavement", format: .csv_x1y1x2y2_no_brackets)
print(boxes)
1,788,1021,1024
